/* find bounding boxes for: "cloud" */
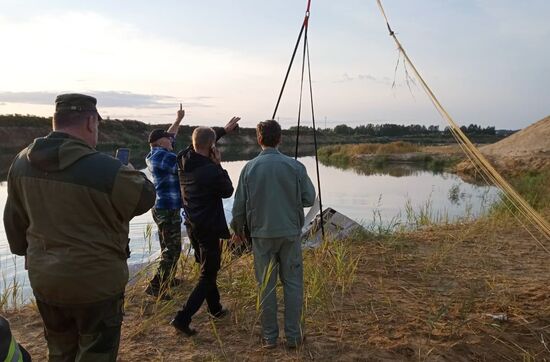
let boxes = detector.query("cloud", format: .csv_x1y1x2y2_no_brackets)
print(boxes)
358,74,392,85
334,73,355,83
92,91,212,109
0,91,212,109
0,91,54,105
334,73,391,85
0,11,278,123
357,74,376,82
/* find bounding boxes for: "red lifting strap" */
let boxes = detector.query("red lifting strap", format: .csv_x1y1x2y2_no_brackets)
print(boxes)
304,0,312,26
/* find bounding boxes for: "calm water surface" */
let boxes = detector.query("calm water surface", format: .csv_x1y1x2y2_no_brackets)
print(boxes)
0,156,499,303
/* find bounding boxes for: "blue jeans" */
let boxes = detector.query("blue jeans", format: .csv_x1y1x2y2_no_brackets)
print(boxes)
252,236,304,343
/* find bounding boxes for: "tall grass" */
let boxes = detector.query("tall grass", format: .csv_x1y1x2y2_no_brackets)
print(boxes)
143,223,154,254
116,229,364,356
366,195,402,235
490,170,550,215
0,256,26,312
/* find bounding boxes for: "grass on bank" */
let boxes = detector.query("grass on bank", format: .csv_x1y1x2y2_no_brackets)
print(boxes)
318,141,421,164
0,256,26,313
318,142,463,175
115,167,548,360
7,207,550,360
122,230,366,343
490,169,550,214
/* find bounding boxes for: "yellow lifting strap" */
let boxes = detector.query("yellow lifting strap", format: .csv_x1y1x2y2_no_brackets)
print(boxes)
376,0,550,253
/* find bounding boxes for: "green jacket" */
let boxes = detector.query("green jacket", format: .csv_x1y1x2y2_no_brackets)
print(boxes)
231,148,316,238
3,132,155,305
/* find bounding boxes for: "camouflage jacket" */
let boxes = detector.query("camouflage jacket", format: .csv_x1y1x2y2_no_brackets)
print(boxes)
3,132,155,305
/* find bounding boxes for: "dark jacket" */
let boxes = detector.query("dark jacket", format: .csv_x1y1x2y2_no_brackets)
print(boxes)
3,132,156,305
177,128,233,240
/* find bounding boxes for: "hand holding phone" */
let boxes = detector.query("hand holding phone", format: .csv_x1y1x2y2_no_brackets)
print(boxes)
115,148,130,165
209,145,221,164
176,103,185,121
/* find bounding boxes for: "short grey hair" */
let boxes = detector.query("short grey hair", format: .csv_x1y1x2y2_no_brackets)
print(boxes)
192,126,216,150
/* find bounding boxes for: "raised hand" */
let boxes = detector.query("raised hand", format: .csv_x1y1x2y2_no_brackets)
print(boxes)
177,106,185,122
224,116,241,133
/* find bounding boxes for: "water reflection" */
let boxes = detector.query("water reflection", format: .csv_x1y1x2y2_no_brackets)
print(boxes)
324,160,427,177
218,143,316,162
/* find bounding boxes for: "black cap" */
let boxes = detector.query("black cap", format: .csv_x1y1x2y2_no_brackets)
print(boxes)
55,93,102,120
149,129,174,143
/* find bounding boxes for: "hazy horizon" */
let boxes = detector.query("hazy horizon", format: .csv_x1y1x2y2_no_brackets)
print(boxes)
1,0,549,130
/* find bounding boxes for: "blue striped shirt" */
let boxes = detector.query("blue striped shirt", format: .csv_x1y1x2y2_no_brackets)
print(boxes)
146,147,182,209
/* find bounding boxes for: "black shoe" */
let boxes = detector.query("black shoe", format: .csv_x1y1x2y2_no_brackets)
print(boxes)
261,338,277,349
286,336,306,349
170,318,197,336
145,283,172,301
209,307,229,320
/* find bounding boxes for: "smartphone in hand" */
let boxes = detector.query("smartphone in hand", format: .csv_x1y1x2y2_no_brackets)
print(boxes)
209,144,221,164
115,148,130,165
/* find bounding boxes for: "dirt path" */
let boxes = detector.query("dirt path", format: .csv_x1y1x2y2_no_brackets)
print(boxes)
6,217,550,361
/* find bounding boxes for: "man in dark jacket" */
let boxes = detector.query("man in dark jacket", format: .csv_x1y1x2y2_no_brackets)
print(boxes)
170,120,239,336
3,94,156,361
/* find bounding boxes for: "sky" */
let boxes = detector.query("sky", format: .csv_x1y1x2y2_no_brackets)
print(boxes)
0,0,549,129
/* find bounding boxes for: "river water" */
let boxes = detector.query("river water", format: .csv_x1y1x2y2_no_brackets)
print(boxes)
0,155,499,304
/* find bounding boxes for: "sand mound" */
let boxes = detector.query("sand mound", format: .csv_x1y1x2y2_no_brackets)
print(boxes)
481,115,550,157
457,115,550,176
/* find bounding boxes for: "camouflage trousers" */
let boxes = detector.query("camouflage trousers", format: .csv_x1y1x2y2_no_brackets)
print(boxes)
152,208,182,283
36,296,124,362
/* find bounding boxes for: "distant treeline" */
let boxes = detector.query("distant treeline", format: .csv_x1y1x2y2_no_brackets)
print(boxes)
1,114,514,153
291,123,508,137
0,114,51,127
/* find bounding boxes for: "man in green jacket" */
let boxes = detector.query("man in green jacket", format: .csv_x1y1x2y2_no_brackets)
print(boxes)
231,120,316,349
3,94,156,361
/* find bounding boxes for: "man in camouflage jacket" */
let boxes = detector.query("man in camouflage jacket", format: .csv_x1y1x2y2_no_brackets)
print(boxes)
3,94,155,362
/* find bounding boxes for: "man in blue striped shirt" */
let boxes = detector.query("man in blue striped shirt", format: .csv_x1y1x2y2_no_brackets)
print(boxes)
145,107,185,298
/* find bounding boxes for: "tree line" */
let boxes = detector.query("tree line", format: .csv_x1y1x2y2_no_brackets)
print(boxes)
2,113,509,142
290,123,499,137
